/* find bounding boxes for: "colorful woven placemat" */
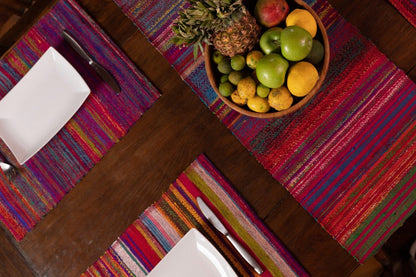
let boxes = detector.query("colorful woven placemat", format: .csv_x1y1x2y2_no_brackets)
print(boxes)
0,0,160,240
113,0,416,263
388,0,416,28
82,154,307,277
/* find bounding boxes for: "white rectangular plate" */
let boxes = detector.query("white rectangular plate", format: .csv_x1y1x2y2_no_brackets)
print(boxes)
147,228,237,277
0,47,90,164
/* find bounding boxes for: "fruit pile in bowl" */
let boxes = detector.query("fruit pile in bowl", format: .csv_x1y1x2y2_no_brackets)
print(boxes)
171,0,329,119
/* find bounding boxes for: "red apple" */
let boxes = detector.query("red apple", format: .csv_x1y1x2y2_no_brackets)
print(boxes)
255,0,290,27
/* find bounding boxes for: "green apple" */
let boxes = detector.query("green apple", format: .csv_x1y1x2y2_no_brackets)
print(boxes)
256,53,289,88
281,26,313,61
306,39,325,65
259,27,283,55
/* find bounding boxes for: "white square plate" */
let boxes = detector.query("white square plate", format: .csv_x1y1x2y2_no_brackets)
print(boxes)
0,47,90,164
147,228,237,277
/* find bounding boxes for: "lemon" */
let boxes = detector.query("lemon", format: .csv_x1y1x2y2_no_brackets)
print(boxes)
246,50,264,69
230,90,247,106
287,61,319,97
237,76,256,99
247,96,270,113
231,55,246,71
268,87,293,111
286,9,317,38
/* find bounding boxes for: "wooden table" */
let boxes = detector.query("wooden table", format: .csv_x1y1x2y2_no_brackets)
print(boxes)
0,0,415,276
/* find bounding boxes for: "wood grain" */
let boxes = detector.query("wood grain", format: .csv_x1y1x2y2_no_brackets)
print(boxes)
0,229,35,277
0,0,415,276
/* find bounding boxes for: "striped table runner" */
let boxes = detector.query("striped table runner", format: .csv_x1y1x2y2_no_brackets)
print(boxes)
113,0,416,263
83,154,307,277
388,0,416,28
0,0,160,240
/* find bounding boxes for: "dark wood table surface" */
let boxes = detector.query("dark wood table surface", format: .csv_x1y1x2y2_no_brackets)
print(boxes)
0,0,415,276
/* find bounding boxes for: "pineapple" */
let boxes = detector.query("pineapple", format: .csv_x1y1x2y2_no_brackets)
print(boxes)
171,0,261,58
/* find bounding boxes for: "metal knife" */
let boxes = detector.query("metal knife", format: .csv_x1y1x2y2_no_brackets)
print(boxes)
197,197,263,274
61,30,121,93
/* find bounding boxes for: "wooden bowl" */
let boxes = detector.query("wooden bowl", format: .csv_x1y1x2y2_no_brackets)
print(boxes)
204,0,330,119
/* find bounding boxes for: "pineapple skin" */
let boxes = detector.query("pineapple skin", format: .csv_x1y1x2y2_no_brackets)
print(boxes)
211,12,261,57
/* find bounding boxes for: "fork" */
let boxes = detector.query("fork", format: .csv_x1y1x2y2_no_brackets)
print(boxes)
0,161,18,180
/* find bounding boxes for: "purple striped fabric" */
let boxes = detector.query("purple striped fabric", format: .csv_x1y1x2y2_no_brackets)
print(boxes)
112,0,416,263
0,0,160,240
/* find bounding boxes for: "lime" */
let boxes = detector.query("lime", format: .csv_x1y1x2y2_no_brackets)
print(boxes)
219,82,234,97
231,55,246,71
256,83,270,98
212,50,225,64
306,39,324,65
218,59,232,74
228,71,245,85
220,74,229,83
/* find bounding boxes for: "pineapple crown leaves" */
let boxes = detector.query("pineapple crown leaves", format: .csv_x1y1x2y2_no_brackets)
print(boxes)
171,0,247,59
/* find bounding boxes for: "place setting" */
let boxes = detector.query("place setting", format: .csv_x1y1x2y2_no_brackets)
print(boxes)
0,28,123,169
0,0,160,241
82,154,308,277
0,46,90,166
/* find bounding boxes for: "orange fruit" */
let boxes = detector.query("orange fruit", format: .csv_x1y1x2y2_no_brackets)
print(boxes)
287,61,318,97
237,76,256,99
286,9,317,38
246,50,264,69
230,90,247,106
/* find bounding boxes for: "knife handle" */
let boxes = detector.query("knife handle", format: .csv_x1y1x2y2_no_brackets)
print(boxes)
226,234,263,274
62,30,94,63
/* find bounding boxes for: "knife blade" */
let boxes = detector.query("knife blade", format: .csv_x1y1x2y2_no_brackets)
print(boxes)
61,30,121,93
197,197,263,274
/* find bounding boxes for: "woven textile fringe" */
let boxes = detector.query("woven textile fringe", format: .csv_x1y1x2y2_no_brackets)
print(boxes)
112,0,416,263
388,0,416,28
0,0,160,240
82,154,308,277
